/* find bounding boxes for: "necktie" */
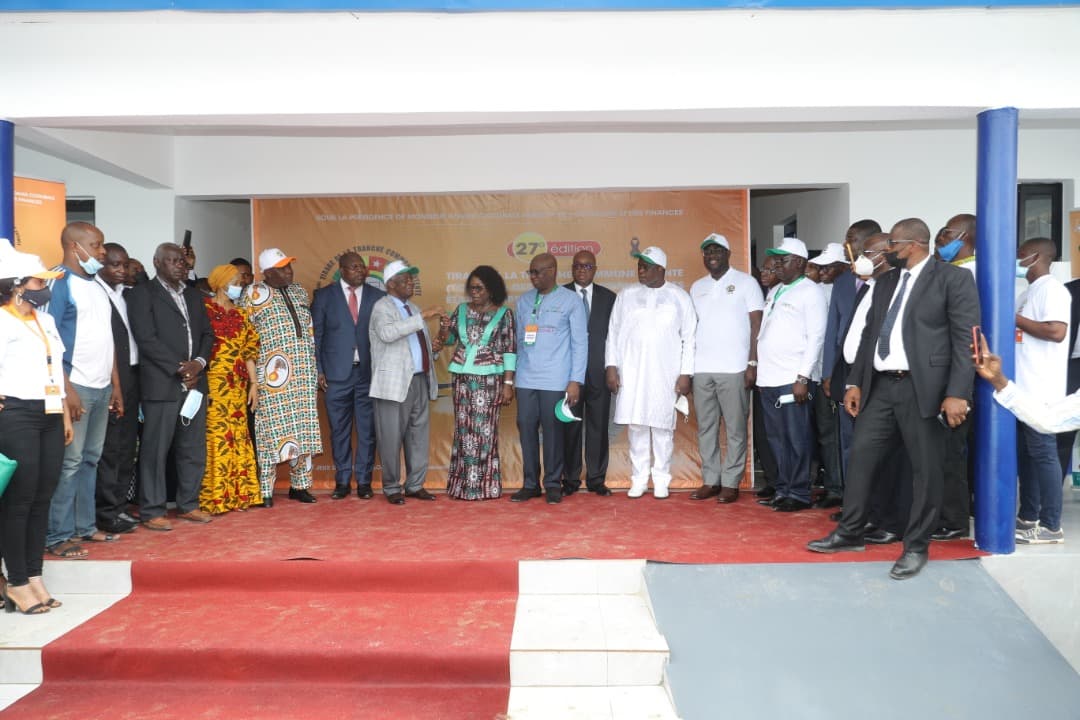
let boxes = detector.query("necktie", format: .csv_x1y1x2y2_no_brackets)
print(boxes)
348,286,359,324
581,287,590,315
877,271,910,360
403,304,430,374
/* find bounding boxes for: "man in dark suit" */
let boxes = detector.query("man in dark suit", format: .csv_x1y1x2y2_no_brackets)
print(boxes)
312,252,386,500
127,243,214,531
94,243,140,535
561,250,616,497
818,220,881,507
808,218,979,580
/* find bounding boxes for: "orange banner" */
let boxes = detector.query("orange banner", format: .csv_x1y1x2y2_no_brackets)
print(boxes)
253,189,750,491
13,176,66,268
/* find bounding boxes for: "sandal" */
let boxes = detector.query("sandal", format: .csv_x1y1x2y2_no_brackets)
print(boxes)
28,577,62,609
2,586,49,615
81,531,119,543
46,541,88,559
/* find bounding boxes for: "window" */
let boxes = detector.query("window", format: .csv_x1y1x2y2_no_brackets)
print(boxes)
1017,183,1062,258
66,197,95,225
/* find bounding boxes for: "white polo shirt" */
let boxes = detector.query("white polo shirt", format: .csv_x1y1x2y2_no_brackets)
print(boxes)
757,276,827,388
690,268,764,374
1016,274,1071,401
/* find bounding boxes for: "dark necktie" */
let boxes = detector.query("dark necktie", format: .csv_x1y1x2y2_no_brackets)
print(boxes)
581,287,590,315
877,271,910,360
348,286,359,324
403,304,430,373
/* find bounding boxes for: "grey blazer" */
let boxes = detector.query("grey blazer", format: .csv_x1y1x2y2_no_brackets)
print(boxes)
368,295,439,403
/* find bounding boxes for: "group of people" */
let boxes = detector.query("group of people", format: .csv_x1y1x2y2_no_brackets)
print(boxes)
0,212,1070,615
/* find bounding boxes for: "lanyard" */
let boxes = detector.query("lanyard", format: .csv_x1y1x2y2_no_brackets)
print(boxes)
768,276,804,315
4,306,58,384
531,291,546,320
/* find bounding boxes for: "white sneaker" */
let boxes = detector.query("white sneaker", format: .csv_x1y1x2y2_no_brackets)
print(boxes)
1015,517,1038,533
627,483,647,499
653,485,670,500
1016,526,1065,545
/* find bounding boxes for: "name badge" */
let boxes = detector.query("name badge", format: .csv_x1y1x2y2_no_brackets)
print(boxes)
44,385,63,414
1015,327,1024,344
524,324,539,346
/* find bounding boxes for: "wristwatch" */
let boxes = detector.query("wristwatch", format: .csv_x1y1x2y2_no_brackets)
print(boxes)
503,379,514,386
796,376,810,385
746,360,758,367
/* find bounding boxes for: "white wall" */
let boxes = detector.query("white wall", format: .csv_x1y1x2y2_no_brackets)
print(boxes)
750,188,850,261
13,145,175,266
174,198,252,277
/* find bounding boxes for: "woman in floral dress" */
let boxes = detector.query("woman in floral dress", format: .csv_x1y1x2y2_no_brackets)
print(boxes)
442,266,516,500
199,264,260,514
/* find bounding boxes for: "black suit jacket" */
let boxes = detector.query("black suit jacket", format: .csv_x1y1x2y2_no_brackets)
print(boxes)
106,289,138,391
1065,279,1080,394
127,277,214,402
565,281,616,388
311,281,386,384
849,259,980,419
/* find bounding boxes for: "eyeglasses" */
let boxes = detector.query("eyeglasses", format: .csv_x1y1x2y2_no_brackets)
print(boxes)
572,263,595,271
886,238,915,248
759,267,776,274
528,265,555,277
467,284,486,293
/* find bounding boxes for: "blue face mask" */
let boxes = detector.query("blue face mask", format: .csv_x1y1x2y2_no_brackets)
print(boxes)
1016,253,1037,279
74,242,104,275
226,284,243,301
937,238,965,262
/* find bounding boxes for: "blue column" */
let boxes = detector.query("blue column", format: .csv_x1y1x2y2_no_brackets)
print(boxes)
0,120,13,244
974,107,1018,554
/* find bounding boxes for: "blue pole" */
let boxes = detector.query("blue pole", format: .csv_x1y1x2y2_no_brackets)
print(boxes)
974,107,1018,554
0,120,13,245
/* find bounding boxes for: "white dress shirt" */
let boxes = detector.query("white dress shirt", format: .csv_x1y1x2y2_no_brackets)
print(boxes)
873,256,930,372
842,278,875,366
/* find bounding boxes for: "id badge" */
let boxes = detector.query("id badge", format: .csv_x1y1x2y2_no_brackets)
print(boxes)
44,385,63,414
1015,327,1024,344
524,324,539,346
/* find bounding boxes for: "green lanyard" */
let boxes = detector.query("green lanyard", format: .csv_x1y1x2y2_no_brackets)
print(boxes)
531,291,545,320
768,276,804,314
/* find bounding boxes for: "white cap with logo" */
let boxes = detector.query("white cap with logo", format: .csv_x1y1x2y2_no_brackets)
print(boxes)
632,246,668,268
766,237,809,260
383,260,419,283
258,248,297,272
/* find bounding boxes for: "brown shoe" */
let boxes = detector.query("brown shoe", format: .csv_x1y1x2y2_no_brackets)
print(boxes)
142,517,173,532
689,484,721,500
717,487,740,504
178,510,213,524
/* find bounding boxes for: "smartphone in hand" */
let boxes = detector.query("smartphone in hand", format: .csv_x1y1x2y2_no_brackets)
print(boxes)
971,326,983,365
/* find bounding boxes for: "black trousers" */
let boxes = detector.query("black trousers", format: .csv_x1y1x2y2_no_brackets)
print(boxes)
839,373,947,554
562,381,611,491
0,399,64,585
139,395,207,520
96,368,140,527
517,388,565,492
752,389,778,488
938,411,973,531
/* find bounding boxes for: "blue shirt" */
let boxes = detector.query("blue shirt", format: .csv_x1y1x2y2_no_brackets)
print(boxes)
391,295,424,374
514,285,587,391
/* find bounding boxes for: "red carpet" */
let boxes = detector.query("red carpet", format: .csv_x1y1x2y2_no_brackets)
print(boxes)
72,490,985,565
4,561,518,720
4,492,983,719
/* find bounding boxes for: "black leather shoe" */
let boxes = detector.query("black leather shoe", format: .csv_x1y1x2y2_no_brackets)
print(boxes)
102,518,138,534
774,498,811,512
510,488,543,502
812,493,843,509
865,528,901,545
331,487,349,500
561,484,579,496
757,496,780,507
118,512,139,524
259,495,274,508
357,485,374,500
889,551,928,580
754,486,776,499
931,527,969,541
387,493,405,505
829,511,842,522
546,489,562,504
288,488,317,504
807,530,865,554
590,485,613,497
405,488,437,501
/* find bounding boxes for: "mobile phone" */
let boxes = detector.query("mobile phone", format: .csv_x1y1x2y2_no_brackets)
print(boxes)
937,410,951,429
971,326,983,364
182,229,192,249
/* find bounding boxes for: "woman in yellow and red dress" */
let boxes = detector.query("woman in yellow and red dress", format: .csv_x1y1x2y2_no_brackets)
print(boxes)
199,264,260,514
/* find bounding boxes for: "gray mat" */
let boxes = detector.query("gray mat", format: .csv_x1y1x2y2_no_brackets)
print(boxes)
645,560,1080,720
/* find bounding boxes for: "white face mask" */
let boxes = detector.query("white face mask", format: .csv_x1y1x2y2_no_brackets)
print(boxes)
226,284,243,301
179,388,204,426
853,255,875,278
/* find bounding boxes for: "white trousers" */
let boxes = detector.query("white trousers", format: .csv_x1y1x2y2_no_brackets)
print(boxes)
628,424,674,493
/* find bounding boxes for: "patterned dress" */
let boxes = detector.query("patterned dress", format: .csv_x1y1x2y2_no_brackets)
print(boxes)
241,282,323,494
199,299,261,514
445,304,516,500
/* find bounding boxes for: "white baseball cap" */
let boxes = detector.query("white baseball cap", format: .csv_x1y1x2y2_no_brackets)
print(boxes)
767,237,809,260
383,260,419,283
808,242,847,266
700,233,730,251
258,248,296,272
632,246,668,268
0,240,63,281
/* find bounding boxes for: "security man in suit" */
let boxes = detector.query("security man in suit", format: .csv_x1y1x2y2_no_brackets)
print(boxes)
368,261,442,505
312,252,386,500
561,250,616,497
808,218,979,580
127,243,214,531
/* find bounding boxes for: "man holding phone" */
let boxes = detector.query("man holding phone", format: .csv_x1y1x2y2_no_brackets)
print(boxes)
808,218,979,580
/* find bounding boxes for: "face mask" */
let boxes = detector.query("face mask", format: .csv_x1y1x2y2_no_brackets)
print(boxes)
853,255,875,277
179,388,204,426
1016,253,1037,279
937,237,965,262
884,250,907,269
74,243,104,275
226,284,243,301
20,287,52,308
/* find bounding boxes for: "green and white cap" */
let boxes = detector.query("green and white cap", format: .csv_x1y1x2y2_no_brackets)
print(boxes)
554,394,582,423
631,246,667,268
